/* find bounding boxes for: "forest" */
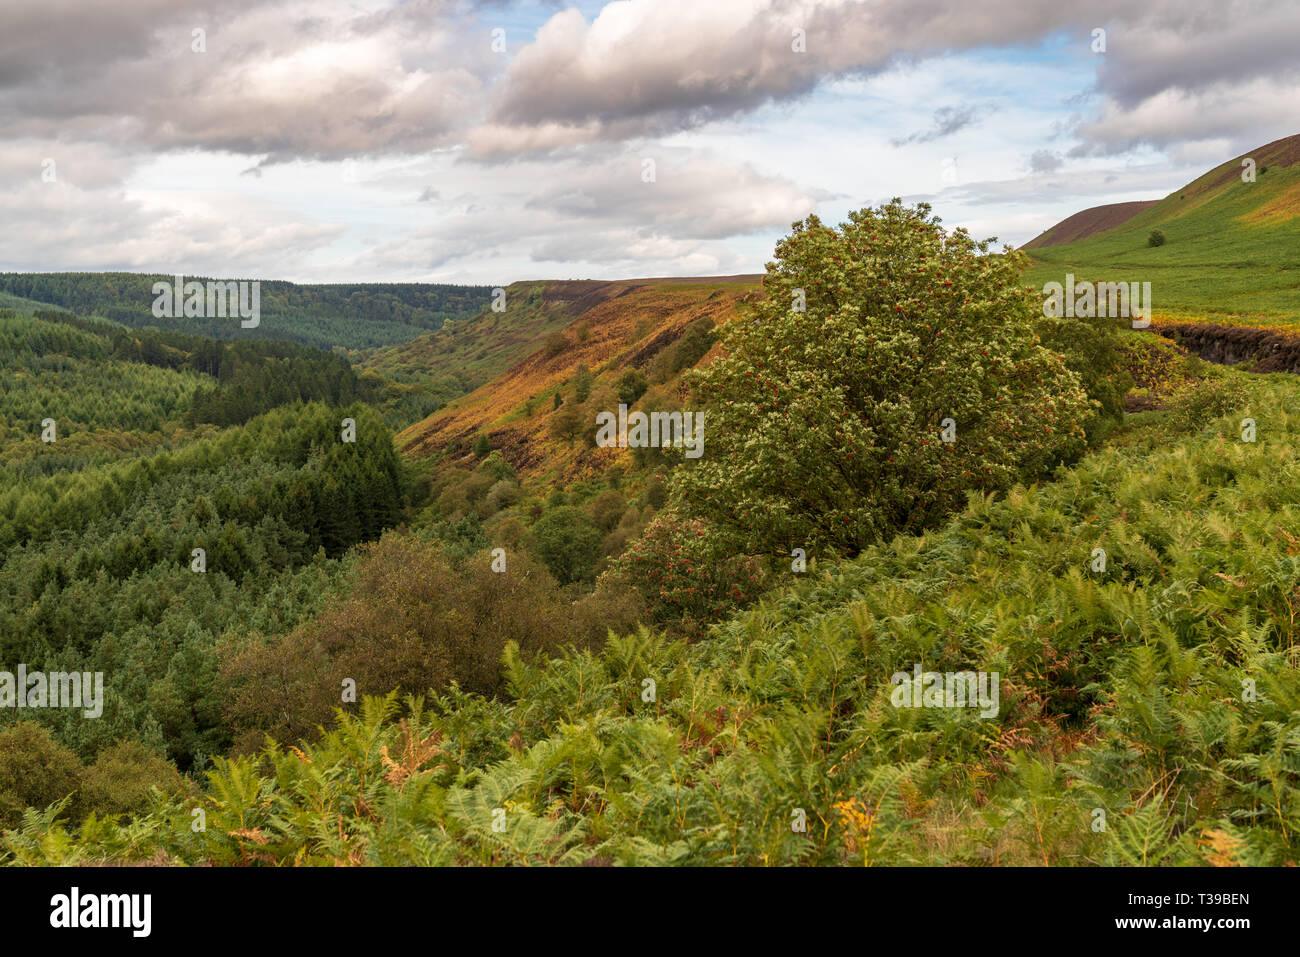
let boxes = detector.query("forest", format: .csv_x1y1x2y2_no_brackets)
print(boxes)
0,274,493,351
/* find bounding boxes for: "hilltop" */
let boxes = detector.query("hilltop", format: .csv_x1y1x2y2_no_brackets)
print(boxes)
1022,133,1300,322
1021,200,1158,249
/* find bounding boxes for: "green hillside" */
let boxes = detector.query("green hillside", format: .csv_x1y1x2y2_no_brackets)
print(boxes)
0,311,205,472
1024,134,1300,323
358,281,577,401
0,289,71,316
0,273,493,351
0,309,416,777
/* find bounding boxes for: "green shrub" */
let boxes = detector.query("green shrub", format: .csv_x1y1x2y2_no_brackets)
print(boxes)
1165,376,1247,429
574,363,593,402
79,741,189,818
1147,229,1166,247
616,369,649,405
644,475,667,509
218,534,576,747
0,722,83,828
543,332,569,358
486,479,522,512
589,489,627,532
477,450,517,483
602,512,770,636
548,404,583,444
1039,314,1131,441
527,506,603,585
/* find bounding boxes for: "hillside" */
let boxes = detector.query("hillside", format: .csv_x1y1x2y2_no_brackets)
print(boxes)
0,310,204,472
0,307,415,773
1021,200,1158,249
0,273,492,351
1023,133,1300,322
5,201,1298,871
357,280,587,406
395,276,760,484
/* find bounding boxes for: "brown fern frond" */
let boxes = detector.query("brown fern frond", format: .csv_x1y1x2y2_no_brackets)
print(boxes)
380,719,447,789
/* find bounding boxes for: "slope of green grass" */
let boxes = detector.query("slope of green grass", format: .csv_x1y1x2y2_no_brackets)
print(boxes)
1025,138,1300,322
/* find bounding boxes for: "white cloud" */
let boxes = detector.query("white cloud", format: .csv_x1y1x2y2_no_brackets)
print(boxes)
0,0,1294,281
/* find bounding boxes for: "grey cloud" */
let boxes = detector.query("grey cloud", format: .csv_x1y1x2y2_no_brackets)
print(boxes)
1028,149,1063,172
1064,1,1300,155
351,148,818,273
1089,1,1300,107
891,105,985,146
479,0,1300,161
3,0,1293,166
476,0,1136,154
0,0,487,161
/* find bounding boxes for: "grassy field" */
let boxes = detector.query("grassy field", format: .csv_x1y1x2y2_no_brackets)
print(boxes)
1025,140,1300,324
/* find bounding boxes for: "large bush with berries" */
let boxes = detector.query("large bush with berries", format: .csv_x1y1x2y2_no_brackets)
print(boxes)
602,514,769,637
671,200,1093,557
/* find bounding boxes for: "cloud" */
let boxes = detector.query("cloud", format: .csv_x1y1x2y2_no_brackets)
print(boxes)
5,0,1295,166
0,141,342,274
891,105,987,146
928,161,1196,209
1072,77,1300,158
472,0,1140,156
1028,149,1063,173
347,147,820,276
0,0,490,161
2,0,1296,280
1065,0,1300,156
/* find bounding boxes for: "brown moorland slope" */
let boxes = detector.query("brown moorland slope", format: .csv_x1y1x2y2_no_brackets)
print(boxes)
1022,133,1300,251
1021,200,1158,249
396,277,760,484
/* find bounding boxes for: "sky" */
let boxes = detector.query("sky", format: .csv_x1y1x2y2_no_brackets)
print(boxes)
2,0,1298,285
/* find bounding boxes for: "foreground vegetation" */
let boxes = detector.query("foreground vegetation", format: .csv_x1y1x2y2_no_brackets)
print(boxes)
4,358,1290,865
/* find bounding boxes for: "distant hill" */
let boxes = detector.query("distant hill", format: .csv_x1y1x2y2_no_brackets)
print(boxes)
1022,133,1300,322
1021,200,1158,249
0,273,492,351
0,289,71,316
395,276,760,484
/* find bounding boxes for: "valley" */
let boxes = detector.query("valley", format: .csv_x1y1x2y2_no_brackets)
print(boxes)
0,137,1298,869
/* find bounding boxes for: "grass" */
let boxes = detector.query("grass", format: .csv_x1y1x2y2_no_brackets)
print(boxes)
1025,154,1300,323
